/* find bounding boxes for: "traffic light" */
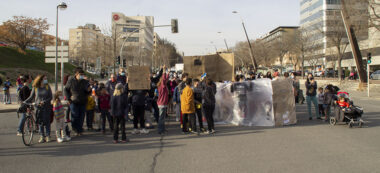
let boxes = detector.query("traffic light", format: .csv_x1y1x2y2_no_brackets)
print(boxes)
171,19,178,33
116,56,120,65
122,58,126,67
368,53,372,64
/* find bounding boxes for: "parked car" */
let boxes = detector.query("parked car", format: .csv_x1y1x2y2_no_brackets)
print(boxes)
315,71,323,77
370,70,380,80
327,70,338,78
0,42,8,47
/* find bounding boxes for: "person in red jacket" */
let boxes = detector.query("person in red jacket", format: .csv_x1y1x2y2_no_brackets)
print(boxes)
337,97,350,108
157,66,169,135
98,87,113,134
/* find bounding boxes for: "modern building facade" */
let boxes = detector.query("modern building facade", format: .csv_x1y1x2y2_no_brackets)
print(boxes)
111,12,154,66
69,24,113,70
300,0,376,72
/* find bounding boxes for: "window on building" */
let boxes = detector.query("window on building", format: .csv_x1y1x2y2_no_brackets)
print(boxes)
126,20,141,24
123,27,139,33
127,37,139,42
326,0,340,4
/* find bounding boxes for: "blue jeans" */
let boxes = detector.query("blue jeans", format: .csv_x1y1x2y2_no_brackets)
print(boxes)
70,104,86,133
306,96,319,118
175,103,180,120
17,113,27,132
158,107,167,133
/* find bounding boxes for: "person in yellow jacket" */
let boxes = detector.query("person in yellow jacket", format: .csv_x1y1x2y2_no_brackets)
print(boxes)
181,78,197,134
85,95,96,131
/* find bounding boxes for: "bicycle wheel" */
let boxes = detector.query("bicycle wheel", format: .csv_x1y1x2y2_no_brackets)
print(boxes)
22,116,35,146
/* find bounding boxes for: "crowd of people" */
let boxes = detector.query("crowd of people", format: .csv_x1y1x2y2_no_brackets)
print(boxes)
8,65,342,144
14,66,217,144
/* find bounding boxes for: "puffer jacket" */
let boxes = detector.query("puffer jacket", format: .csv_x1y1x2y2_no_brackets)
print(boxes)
181,85,195,114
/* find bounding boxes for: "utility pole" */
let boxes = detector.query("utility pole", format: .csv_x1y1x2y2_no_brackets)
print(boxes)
341,0,367,87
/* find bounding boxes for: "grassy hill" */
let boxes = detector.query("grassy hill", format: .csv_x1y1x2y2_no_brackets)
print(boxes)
0,46,77,81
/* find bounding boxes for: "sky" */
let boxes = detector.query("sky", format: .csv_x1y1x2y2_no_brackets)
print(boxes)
0,0,300,56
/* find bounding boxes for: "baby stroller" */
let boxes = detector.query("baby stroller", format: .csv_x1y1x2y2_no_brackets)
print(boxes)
329,91,364,128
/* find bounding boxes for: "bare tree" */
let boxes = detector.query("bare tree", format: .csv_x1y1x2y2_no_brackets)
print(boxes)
293,28,318,78
369,0,380,31
270,34,294,73
0,16,50,50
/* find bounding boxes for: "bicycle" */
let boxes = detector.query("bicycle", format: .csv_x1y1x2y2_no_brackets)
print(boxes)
17,102,41,146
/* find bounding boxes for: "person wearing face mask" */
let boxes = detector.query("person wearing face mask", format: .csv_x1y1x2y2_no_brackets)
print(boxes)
64,67,91,136
305,73,319,120
106,74,118,98
117,68,127,85
24,75,53,143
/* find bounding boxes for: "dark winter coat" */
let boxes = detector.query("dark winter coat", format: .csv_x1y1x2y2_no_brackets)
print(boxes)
111,93,128,117
64,77,91,105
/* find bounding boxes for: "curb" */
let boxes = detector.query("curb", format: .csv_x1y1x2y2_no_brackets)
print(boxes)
0,109,17,113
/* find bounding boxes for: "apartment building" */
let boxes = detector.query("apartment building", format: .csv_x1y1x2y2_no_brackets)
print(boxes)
69,23,113,69
111,12,154,66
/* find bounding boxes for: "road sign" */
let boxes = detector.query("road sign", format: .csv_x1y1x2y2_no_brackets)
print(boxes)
45,46,68,51
45,58,69,63
45,51,68,57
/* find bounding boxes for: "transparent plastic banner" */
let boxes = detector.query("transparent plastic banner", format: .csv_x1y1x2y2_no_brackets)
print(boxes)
213,79,275,126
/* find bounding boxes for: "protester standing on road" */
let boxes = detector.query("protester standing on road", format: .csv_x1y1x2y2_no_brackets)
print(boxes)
176,73,189,127
85,93,96,131
149,68,163,122
157,66,169,135
202,79,216,134
305,74,319,120
106,74,118,98
16,74,23,94
167,76,177,114
192,79,205,133
64,68,91,136
98,87,113,134
117,68,127,85
16,76,31,136
52,91,71,143
111,83,129,143
181,78,196,134
25,75,53,143
131,88,150,135
3,77,12,104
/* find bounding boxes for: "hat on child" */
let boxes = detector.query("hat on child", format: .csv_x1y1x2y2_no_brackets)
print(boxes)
116,83,123,90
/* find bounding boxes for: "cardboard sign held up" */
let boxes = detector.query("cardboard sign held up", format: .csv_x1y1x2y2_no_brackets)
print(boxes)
127,66,151,90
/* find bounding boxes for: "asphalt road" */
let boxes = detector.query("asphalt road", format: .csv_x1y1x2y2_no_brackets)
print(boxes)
0,95,379,173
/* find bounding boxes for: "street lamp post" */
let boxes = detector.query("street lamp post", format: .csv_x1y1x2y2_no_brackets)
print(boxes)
232,11,257,71
55,2,67,92
217,32,230,52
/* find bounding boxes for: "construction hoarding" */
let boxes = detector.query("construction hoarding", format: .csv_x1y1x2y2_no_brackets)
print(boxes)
183,53,234,81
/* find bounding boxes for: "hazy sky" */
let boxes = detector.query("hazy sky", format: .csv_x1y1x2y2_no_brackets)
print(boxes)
0,0,300,56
